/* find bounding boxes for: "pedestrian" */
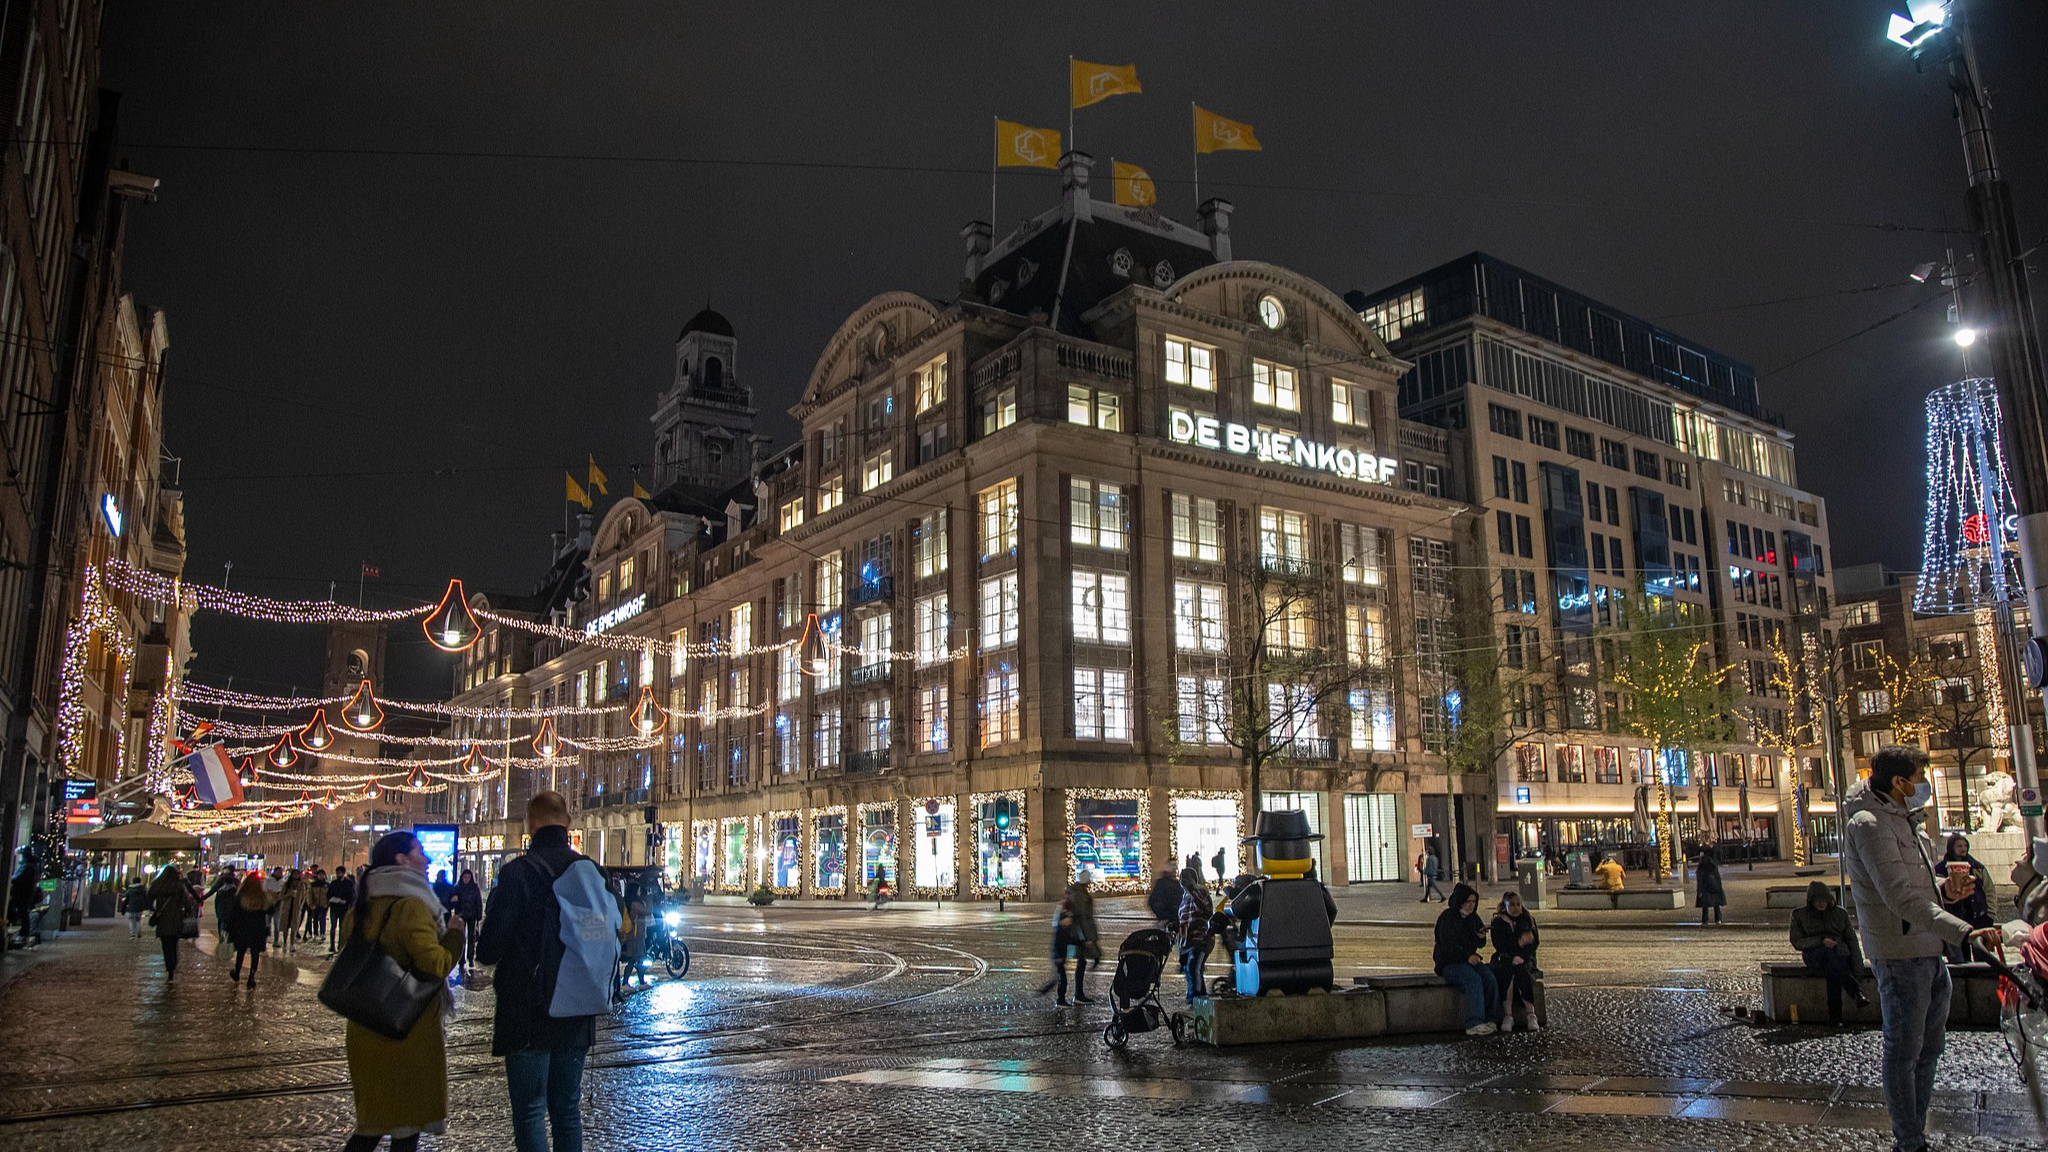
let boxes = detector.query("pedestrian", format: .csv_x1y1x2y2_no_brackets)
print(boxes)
1418,842,1446,903
1788,880,1867,1025
147,864,196,981
1938,833,1995,962
275,870,305,953
1035,874,1099,1005
452,869,484,973
327,865,356,950
1489,891,1541,1033
203,866,240,942
1209,846,1226,887
1841,745,2002,1152
308,868,330,944
616,883,650,993
432,868,456,912
227,871,272,988
1146,868,1184,931
1176,867,1214,1004
8,846,40,943
474,792,611,1152
1694,848,1726,925
1432,882,1500,1035
1595,854,1626,891
338,831,465,1152
121,875,148,939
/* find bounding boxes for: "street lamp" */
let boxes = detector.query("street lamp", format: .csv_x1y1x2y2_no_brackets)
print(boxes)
1887,0,2048,840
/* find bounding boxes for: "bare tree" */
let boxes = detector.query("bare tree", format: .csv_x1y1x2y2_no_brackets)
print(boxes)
1924,649,1997,831
1605,597,1739,880
1441,578,1547,784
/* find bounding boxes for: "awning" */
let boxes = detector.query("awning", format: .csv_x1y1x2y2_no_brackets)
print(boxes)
66,820,201,852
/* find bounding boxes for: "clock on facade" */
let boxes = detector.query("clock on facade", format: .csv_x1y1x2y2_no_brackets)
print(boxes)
1257,294,1286,330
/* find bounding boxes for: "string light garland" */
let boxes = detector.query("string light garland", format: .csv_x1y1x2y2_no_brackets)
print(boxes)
102,559,431,624
56,568,136,775
1917,377,2022,613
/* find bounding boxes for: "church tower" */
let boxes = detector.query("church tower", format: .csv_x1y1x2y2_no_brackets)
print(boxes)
652,308,758,496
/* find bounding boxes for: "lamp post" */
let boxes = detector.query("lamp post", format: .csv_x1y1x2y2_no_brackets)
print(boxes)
1889,1,2048,840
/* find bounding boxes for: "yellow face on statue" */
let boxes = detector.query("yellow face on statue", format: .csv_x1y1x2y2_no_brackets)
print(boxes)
1258,848,1311,880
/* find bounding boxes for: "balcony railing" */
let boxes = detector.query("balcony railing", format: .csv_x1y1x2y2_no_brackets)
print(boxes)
1259,555,1326,581
848,749,892,773
1278,737,1337,762
852,576,894,605
849,661,893,687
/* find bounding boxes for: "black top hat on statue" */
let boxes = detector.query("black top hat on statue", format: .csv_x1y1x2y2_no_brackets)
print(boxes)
1242,809,1323,844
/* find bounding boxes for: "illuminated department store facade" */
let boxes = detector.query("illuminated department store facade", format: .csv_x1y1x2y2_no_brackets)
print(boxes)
448,154,1481,900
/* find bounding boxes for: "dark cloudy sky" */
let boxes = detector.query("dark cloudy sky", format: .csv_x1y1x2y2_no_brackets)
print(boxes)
99,2,2047,701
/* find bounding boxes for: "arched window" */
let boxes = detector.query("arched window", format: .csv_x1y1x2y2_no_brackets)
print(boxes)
704,357,724,392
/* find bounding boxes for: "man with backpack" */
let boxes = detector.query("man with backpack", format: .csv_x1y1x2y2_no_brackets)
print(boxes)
476,791,619,1152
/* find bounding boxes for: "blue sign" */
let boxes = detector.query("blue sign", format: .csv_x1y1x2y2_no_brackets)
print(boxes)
413,824,459,873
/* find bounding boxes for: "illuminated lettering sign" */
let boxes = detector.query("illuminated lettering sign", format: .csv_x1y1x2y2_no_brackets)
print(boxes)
584,593,648,637
1167,409,1398,485
101,493,123,537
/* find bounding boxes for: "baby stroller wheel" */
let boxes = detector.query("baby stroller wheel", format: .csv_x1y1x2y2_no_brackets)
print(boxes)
1168,1013,1186,1046
1103,1018,1129,1048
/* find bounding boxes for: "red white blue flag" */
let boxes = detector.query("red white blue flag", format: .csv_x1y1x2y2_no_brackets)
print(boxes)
185,744,244,809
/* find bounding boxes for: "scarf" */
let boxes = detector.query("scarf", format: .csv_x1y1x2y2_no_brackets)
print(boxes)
363,865,448,934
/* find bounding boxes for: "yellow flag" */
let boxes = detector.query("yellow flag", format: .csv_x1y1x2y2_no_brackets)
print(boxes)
632,480,652,500
1070,60,1140,109
1112,160,1156,208
1193,105,1262,154
587,455,609,495
995,119,1061,169
565,473,591,509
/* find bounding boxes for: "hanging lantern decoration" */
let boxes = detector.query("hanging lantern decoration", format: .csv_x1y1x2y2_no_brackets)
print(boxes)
630,686,668,735
321,789,340,810
532,716,561,758
422,578,482,653
340,679,385,732
299,709,335,751
462,746,486,775
798,613,831,677
405,765,428,789
239,758,258,787
267,733,300,768
298,789,313,804
363,781,382,800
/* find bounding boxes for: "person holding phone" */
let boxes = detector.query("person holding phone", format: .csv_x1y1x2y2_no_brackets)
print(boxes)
1938,834,1994,962
1842,746,2003,1152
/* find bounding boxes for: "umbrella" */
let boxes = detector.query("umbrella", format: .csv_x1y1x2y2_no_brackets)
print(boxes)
1632,785,1652,844
1738,781,1754,839
66,821,201,852
1698,780,1717,843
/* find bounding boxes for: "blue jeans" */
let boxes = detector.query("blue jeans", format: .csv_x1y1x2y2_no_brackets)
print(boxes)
1441,962,1500,1028
1870,956,1951,1152
505,1046,588,1152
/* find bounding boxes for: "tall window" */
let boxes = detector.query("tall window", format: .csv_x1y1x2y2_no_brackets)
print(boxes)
981,386,1017,434
980,574,1019,648
1164,336,1215,390
1071,571,1131,644
1348,688,1396,751
779,497,805,532
1268,683,1320,743
1170,494,1224,562
1258,508,1310,563
1339,523,1384,585
1331,380,1368,428
1347,604,1386,667
729,602,754,653
915,511,949,578
1252,361,1299,411
858,612,892,667
919,684,949,752
860,698,891,752
915,355,948,413
862,449,895,490
1173,581,1226,652
778,647,801,702
979,479,1019,558
1067,384,1123,431
982,668,1020,745
815,551,843,613
915,593,950,664
816,474,844,514
1070,479,1127,550
815,707,842,768
1264,594,1314,652
1176,676,1227,744
1074,668,1131,741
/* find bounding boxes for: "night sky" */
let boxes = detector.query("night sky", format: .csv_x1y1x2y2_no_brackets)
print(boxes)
98,2,2048,703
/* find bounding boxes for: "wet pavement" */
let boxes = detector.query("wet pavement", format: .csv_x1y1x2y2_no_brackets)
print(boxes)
0,886,2041,1151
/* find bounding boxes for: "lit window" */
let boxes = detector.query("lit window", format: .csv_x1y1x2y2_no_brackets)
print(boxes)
1067,384,1124,431
1264,593,1314,652
981,385,1017,434
779,497,805,532
1347,605,1386,667
919,684,949,752
1258,507,1310,562
778,647,801,702
915,355,948,413
1360,288,1426,342
858,612,892,669
618,556,636,591
1164,336,1215,390
1176,676,1227,744
814,706,842,768
1252,361,1299,411
1074,668,1131,741
1170,494,1224,562
979,479,1019,558
1349,688,1396,751
1267,682,1320,743
1340,523,1384,585
915,593,950,665
1331,380,1367,427
982,669,1020,746
816,474,844,514
815,551,843,613
1173,581,1226,653
980,574,1019,648
1069,479,1127,550
1071,570,1130,644
596,572,612,601
915,512,949,578
862,449,895,491
729,602,753,653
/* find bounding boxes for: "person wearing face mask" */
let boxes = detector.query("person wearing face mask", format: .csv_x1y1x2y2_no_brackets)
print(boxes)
1841,745,2003,1152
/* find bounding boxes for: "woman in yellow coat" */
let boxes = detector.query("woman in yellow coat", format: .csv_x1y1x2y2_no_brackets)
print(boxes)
338,832,466,1152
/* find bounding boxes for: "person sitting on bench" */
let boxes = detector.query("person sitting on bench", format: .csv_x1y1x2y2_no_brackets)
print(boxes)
1789,880,1868,1025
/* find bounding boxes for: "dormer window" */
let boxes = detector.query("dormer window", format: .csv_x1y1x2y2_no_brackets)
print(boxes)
596,571,613,601
618,556,635,592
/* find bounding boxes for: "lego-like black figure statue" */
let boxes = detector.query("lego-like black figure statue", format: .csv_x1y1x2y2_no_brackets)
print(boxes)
1229,810,1337,995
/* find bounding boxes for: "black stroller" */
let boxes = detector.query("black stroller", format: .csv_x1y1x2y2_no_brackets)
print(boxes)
1102,927,1185,1048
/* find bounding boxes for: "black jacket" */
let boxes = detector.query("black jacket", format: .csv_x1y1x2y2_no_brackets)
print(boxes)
1146,874,1184,923
1694,857,1727,908
452,880,484,922
1432,886,1487,974
475,825,598,1056
325,874,355,907
1489,909,1540,967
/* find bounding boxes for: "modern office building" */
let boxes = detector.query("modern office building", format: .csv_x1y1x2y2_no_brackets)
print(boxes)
1349,253,1838,867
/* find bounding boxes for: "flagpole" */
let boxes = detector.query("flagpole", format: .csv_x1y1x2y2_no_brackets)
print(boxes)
357,566,365,609
990,116,998,230
1190,103,1200,213
1067,56,1075,149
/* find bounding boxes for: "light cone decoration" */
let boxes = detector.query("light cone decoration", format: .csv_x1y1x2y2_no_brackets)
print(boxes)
299,710,335,750
341,679,385,732
798,613,831,676
322,789,340,810
423,579,481,652
364,781,382,800
268,734,300,768
405,766,427,788
532,716,561,758
630,686,668,735
462,746,486,775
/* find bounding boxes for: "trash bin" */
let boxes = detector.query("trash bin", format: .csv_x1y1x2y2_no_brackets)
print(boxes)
1516,858,1550,910
1567,852,1590,888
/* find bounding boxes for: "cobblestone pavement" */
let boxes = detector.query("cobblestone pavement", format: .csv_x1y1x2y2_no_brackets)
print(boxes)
0,892,2041,1152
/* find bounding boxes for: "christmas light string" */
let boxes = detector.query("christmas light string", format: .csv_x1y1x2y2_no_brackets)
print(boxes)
55,568,136,776
101,559,432,624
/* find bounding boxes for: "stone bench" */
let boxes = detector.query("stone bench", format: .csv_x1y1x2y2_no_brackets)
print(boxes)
1187,971,1548,1046
1355,971,1548,1033
1757,961,2002,1028
1556,887,1684,910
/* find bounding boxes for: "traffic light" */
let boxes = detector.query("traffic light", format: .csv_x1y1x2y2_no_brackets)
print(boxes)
993,799,1013,830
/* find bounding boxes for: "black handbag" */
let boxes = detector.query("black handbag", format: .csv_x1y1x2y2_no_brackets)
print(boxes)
317,901,442,1041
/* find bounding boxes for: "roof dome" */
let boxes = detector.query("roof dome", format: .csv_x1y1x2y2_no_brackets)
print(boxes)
678,307,734,340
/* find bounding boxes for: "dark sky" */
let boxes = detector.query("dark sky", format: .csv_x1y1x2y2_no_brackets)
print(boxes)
99,2,2047,702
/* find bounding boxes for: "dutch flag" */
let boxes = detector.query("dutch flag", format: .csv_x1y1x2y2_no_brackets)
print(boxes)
186,744,245,809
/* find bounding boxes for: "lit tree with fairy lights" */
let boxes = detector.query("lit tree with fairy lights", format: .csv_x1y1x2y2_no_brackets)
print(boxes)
1605,596,1739,881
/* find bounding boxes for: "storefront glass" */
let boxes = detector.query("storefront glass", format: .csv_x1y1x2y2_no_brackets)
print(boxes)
661,823,685,884
913,800,956,892
770,814,802,889
976,798,1024,889
862,807,896,890
814,811,847,892
1070,795,1144,883
1169,795,1238,881
1259,791,1326,876
720,819,748,890
692,822,714,885
1341,793,1403,882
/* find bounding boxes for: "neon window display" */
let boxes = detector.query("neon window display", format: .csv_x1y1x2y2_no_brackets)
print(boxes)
1070,793,1144,884
692,821,714,884
913,799,955,893
814,810,847,893
720,818,748,890
1169,793,1240,881
769,812,802,890
661,823,686,884
861,806,897,889
976,795,1024,890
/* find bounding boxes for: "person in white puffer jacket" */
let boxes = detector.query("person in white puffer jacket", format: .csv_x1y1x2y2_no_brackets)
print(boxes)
1842,745,2004,1152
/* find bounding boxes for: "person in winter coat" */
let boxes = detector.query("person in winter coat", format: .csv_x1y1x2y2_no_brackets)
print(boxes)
1595,855,1626,891
307,869,330,944
1489,891,1541,1032
1694,848,1727,925
1035,876,1100,1005
147,865,196,980
451,869,484,972
1432,882,1500,1035
1146,869,1184,931
227,872,272,987
1176,867,1215,1003
273,871,305,952
203,867,240,942
1841,746,2002,1152
1417,844,1446,902
1788,880,1866,1024
121,876,149,938
1939,834,1995,961
338,831,465,1152
326,867,357,952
